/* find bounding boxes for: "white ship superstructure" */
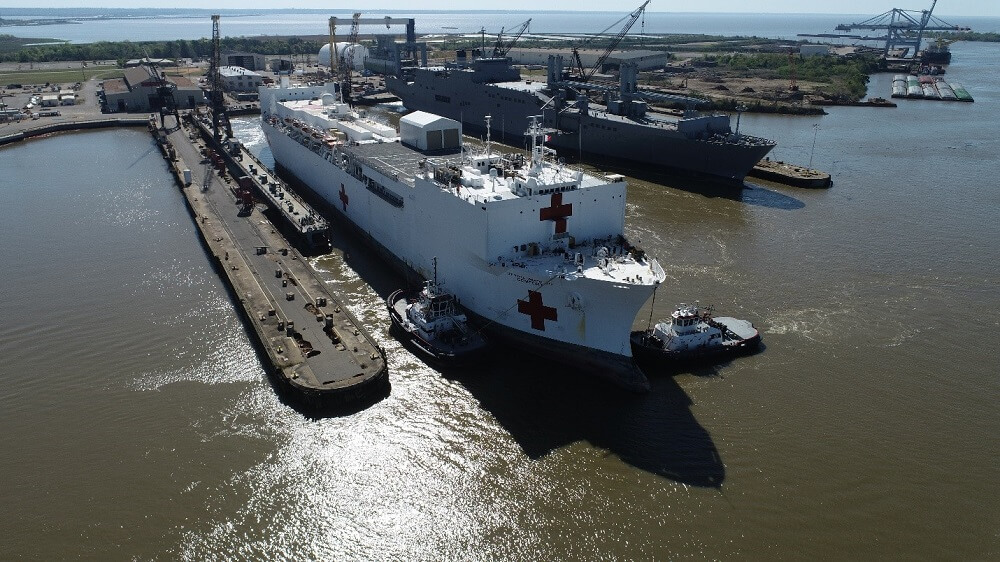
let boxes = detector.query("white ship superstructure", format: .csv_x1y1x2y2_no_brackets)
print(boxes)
259,81,665,390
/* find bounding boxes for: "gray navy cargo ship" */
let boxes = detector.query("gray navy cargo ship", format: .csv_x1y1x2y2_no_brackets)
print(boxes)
387,53,776,184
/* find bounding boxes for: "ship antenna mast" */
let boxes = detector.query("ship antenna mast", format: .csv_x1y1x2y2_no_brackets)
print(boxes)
484,114,492,156
527,115,544,171
432,256,438,287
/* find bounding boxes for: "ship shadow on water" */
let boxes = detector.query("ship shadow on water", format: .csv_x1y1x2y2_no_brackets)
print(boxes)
456,357,726,488
636,341,767,379
317,220,724,487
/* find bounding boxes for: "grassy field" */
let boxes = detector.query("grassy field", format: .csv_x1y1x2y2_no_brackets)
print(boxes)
0,65,123,86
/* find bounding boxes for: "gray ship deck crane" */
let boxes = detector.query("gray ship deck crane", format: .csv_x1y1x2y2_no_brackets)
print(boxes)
571,0,650,83
492,18,531,58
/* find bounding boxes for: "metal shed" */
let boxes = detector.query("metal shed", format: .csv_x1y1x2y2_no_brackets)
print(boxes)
400,111,462,151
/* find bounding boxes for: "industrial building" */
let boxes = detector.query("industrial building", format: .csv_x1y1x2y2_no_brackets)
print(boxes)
101,65,204,113
269,58,294,73
219,66,263,92
221,52,267,72
800,44,831,57
124,58,176,68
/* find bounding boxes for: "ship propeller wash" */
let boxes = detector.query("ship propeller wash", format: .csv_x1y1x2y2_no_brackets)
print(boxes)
259,79,666,390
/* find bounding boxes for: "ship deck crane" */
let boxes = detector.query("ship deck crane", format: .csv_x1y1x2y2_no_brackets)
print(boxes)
492,18,531,58
571,0,650,83
815,0,969,58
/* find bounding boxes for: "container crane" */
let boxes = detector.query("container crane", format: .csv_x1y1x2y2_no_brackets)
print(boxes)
571,0,650,83
492,18,531,58
829,0,969,58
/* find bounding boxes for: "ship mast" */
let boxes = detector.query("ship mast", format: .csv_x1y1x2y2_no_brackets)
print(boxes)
527,115,544,173
484,114,492,157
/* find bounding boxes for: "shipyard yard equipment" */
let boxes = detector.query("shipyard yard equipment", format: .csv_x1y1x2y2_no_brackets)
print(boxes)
801,0,969,60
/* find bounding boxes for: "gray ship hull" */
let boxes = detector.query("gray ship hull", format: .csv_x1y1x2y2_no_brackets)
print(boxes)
387,72,775,184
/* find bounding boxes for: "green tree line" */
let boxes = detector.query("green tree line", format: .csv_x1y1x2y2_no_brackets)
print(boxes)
0,35,326,63
924,31,1000,42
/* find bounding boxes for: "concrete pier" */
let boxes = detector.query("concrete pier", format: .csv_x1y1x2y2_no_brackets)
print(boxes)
151,116,388,411
0,117,149,146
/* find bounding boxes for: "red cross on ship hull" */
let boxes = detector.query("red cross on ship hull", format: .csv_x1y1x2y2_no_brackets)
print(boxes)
539,193,572,234
339,183,349,211
518,290,558,331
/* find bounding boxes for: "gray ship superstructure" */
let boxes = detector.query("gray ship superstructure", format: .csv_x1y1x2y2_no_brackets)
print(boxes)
387,53,776,184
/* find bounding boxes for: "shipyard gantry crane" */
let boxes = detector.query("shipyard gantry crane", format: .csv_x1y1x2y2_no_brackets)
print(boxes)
492,18,531,58
329,14,418,100
830,0,969,58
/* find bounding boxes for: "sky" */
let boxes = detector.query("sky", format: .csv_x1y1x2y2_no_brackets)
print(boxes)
0,2,995,16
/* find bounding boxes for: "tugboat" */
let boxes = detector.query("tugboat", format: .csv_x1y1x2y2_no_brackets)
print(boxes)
631,303,761,370
387,259,489,366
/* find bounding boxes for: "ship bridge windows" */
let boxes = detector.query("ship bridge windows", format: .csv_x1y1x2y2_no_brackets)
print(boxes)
533,185,577,196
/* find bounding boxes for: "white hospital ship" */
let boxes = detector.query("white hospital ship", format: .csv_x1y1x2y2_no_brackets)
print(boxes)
259,80,664,390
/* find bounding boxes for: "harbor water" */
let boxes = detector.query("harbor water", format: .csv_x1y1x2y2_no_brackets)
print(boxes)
2,41,999,559
3,10,998,44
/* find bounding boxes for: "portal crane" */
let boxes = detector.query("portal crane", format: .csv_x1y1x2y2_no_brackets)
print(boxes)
571,0,650,83
831,0,969,58
209,14,233,140
492,18,531,58
142,48,180,130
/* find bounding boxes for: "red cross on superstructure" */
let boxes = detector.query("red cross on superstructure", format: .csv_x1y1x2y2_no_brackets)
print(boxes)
517,290,558,331
539,193,572,234
339,183,349,211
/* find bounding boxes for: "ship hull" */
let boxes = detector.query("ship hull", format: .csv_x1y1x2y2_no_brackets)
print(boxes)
387,75,774,184
262,122,656,391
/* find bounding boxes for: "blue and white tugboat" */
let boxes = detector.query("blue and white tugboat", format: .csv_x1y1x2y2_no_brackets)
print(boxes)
631,303,761,369
387,259,489,366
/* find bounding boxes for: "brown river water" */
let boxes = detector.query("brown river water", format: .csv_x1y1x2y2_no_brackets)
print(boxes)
2,41,998,559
